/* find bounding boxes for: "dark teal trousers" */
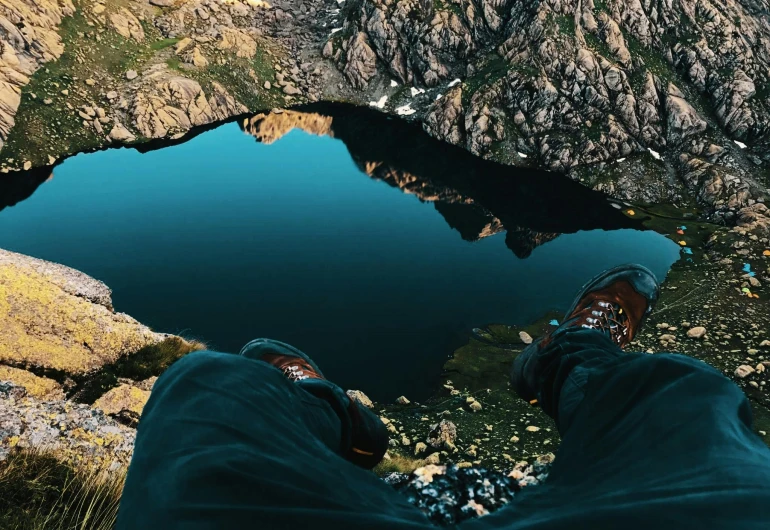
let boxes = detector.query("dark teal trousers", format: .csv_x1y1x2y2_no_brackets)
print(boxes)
117,330,770,529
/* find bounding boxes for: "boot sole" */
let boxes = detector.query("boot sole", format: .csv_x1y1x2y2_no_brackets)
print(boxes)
239,338,326,378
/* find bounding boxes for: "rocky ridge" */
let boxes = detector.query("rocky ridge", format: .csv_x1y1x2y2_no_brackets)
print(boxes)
327,0,770,220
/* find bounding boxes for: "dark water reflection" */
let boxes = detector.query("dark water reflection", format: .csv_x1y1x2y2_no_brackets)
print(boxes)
0,103,679,401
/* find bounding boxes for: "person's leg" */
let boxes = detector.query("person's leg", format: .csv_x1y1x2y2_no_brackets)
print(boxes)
464,266,770,529
116,344,431,529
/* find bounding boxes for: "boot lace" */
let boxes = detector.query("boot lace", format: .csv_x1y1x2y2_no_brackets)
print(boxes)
580,300,630,345
282,364,310,381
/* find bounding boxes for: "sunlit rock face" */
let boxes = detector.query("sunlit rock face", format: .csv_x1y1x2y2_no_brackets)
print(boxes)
330,0,770,216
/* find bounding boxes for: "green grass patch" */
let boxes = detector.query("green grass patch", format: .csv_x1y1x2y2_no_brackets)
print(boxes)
151,38,182,51
462,52,512,107
584,31,614,61
166,56,183,71
624,32,676,83
190,48,283,111
0,449,124,530
433,0,463,17
556,15,576,35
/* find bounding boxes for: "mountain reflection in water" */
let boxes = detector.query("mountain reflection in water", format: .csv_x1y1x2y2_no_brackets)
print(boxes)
239,103,643,258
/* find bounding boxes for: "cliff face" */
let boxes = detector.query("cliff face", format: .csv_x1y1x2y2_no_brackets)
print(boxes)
329,0,770,217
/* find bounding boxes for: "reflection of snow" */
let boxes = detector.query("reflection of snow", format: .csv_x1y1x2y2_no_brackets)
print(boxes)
410,87,425,97
518,152,528,159
648,148,661,160
330,27,342,34
368,96,387,109
390,80,398,87
448,78,461,87
396,103,417,116
734,140,747,149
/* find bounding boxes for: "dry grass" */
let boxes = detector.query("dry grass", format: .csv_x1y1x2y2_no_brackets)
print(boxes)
73,336,207,404
373,454,426,477
0,449,126,530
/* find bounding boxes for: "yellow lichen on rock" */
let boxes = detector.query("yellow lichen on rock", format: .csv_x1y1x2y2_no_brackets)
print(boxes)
0,249,164,374
92,384,151,416
0,365,64,400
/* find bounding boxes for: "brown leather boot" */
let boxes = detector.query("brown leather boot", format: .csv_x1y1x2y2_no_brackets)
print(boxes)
511,264,660,400
542,265,659,349
240,339,388,469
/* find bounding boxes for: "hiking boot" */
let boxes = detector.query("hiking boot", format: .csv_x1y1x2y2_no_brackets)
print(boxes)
511,264,660,400
240,338,388,469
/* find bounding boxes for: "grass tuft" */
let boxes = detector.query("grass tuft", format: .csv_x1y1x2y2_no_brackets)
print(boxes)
373,454,426,477
0,449,125,530
73,336,206,404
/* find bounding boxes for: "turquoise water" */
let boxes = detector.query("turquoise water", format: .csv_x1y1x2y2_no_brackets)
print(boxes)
0,115,681,401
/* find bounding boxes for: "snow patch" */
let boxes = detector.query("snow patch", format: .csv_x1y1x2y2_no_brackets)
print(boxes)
448,78,461,87
648,148,661,160
368,96,387,109
396,104,417,116
436,94,443,100
410,87,426,97
330,27,342,34
517,152,528,159
616,158,626,162
390,80,399,87
734,140,747,149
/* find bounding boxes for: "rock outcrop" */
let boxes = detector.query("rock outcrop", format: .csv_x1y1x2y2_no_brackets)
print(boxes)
131,71,247,139
331,0,770,219
0,249,165,374
0,381,135,465
92,383,151,417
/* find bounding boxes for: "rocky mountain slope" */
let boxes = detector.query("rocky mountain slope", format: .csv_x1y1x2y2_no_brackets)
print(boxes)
329,0,770,212
0,0,769,227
